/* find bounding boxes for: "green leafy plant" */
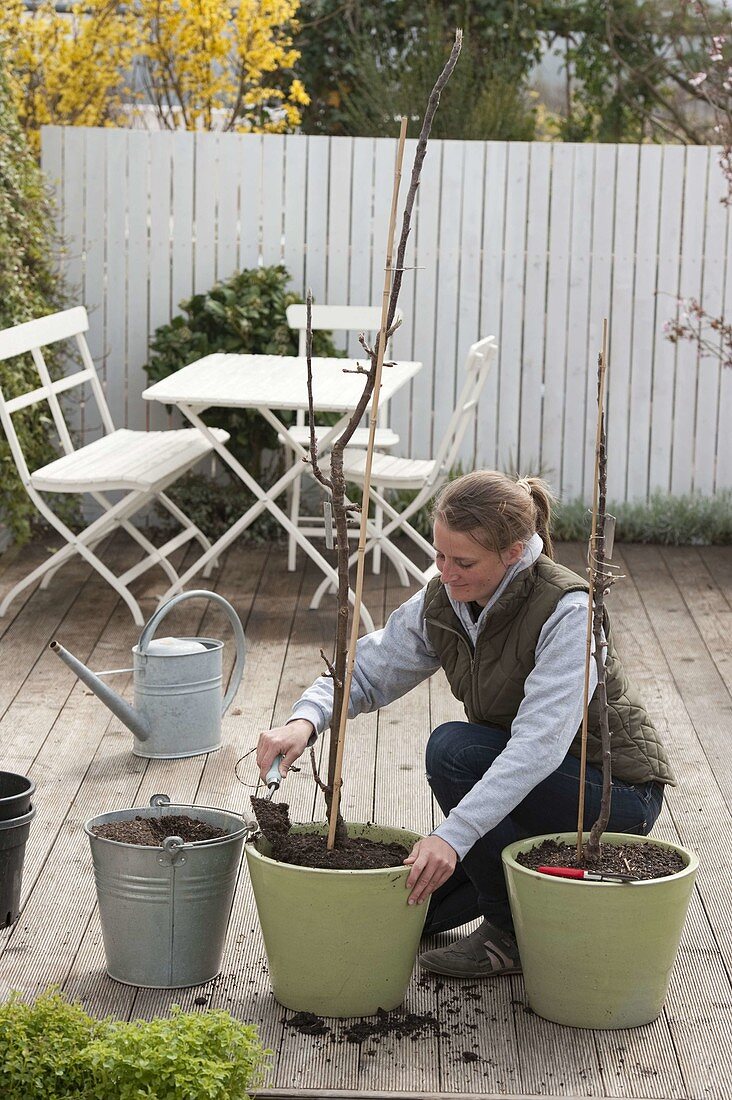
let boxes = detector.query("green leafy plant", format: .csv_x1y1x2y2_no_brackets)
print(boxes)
158,471,286,543
543,0,727,144
143,264,340,481
0,51,75,544
0,989,105,1100
85,1005,270,1100
0,989,271,1100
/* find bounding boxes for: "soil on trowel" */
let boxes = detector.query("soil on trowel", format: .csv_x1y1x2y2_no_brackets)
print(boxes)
250,797,409,870
250,796,292,845
517,838,686,880
91,815,227,846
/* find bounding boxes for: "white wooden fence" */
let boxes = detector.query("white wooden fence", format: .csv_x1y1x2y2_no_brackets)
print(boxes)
40,126,732,502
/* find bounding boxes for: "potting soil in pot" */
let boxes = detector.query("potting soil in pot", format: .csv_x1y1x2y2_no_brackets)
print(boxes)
90,815,227,845
250,797,409,870
517,838,685,879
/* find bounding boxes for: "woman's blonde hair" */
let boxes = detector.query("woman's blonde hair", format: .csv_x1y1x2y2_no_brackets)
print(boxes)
431,470,557,560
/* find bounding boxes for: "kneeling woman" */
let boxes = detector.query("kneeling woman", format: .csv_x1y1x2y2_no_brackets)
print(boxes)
256,470,674,979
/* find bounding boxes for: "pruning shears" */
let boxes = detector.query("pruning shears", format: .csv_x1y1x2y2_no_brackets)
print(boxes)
265,754,284,800
537,865,640,884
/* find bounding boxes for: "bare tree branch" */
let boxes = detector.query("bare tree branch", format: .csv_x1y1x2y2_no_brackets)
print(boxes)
302,31,463,846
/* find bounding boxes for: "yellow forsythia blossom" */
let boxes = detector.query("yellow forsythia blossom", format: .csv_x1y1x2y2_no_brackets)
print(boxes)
0,0,135,149
1,0,308,143
134,0,309,132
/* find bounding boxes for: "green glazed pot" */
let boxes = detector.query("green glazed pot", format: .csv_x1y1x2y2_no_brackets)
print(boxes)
502,832,698,1029
245,822,427,1017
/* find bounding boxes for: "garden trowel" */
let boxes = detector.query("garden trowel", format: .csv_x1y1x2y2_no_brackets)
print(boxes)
265,754,284,799
251,755,291,849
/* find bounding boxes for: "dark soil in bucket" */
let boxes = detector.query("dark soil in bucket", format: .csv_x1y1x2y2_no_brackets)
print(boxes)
250,797,409,870
516,838,685,879
91,815,227,845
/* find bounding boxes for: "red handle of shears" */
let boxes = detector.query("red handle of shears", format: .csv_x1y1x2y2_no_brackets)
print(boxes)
537,865,585,879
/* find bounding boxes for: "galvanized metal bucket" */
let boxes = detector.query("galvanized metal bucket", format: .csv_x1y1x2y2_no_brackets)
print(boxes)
85,794,248,988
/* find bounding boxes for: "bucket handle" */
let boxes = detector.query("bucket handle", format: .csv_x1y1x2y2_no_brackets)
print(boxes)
139,591,246,716
157,835,185,865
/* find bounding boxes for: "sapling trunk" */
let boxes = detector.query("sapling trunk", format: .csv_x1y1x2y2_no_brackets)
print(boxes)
577,324,621,865
304,32,463,844
301,292,349,846
584,413,613,862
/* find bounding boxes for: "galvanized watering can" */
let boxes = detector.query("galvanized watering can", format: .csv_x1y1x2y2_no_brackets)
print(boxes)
50,590,246,759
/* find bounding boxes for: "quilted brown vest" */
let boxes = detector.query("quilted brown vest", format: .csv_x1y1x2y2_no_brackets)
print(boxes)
423,557,675,786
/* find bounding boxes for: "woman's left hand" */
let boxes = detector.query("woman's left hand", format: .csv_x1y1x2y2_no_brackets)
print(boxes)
403,836,457,905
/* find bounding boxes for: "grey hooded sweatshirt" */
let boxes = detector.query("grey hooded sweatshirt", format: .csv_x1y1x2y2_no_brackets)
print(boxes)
289,534,597,860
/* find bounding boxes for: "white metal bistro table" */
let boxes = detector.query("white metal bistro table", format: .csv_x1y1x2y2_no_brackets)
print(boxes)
142,353,423,630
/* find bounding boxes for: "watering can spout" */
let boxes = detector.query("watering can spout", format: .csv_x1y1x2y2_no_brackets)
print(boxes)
49,640,151,741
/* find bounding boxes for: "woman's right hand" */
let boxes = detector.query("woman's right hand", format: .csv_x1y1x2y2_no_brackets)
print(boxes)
256,719,315,783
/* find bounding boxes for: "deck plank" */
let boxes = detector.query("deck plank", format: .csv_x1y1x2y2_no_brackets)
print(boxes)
590,544,731,1100
621,545,732,811
659,545,732,706
0,535,90,640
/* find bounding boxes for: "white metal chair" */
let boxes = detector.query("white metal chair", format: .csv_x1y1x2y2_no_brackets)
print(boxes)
283,304,403,572
0,306,229,626
309,336,498,608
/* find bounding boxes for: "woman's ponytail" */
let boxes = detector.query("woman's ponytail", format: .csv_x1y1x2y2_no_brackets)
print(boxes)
522,477,556,560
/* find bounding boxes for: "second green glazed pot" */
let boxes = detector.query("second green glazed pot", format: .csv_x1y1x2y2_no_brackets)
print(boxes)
502,831,698,1029
245,822,427,1017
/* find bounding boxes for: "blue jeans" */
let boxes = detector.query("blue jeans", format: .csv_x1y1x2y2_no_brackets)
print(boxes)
424,721,664,936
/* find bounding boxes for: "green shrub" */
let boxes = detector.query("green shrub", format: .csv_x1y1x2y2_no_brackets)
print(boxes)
377,483,732,549
159,471,285,544
553,490,732,546
0,990,104,1100
143,264,341,481
0,53,73,543
339,5,536,141
0,990,271,1100
85,1006,270,1100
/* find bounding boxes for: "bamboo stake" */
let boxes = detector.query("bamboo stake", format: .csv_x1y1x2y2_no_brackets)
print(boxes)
575,318,609,863
326,117,409,850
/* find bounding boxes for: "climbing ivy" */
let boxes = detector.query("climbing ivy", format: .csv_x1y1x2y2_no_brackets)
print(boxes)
0,51,70,543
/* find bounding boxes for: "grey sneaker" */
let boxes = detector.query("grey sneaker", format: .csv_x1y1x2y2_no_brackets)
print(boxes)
418,919,522,978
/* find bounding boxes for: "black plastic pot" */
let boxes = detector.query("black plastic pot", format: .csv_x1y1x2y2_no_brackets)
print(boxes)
0,806,36,927
0,772,35,822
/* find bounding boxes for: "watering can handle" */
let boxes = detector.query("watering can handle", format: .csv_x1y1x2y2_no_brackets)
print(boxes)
139,590,246,716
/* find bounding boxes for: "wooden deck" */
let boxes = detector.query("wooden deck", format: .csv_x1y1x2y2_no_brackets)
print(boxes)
0,535,730,1100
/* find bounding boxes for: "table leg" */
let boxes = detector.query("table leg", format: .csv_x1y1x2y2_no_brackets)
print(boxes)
158,406,376,632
